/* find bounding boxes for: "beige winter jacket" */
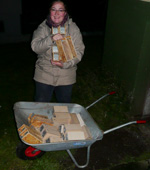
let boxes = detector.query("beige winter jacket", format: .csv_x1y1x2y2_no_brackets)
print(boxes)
31,18,85,86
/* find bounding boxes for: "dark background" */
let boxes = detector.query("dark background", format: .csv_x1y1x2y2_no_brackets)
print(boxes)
21,0,108,34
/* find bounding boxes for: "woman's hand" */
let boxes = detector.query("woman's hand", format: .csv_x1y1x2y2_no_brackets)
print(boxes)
51,59,63,67
52,34,64,41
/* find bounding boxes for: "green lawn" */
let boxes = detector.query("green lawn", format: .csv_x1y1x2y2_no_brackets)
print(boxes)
0,35,130,170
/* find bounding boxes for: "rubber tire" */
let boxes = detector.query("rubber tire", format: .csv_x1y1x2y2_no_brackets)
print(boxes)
16,142,45,160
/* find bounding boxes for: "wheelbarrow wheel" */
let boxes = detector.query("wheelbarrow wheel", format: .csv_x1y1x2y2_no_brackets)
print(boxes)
16,142,45,160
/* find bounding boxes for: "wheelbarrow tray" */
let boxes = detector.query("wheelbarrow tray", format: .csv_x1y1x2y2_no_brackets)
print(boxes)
14,101,103,152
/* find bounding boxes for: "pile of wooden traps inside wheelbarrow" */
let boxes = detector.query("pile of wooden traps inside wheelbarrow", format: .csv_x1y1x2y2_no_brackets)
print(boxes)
18,106,92,144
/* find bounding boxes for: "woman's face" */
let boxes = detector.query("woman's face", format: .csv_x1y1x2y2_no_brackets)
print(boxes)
50,2,66,25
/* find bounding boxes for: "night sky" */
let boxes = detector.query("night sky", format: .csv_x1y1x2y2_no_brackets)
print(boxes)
21,0,108,34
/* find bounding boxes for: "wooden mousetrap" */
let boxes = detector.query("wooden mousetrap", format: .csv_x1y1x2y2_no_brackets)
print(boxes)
52,36,77,62
52,26,66,35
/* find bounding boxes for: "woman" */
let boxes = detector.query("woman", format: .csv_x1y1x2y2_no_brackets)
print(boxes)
31,0,85,103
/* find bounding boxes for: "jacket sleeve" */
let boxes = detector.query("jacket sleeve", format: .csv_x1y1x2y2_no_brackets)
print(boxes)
62,23,85,69
31,22,53,55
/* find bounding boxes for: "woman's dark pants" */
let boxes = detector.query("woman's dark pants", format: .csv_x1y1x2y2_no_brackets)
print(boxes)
35,81,73,103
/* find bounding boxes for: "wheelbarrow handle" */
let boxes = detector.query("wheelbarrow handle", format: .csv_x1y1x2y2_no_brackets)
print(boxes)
86,91,116,110
103,120,146,135
136,120,146,124
109,91,116,95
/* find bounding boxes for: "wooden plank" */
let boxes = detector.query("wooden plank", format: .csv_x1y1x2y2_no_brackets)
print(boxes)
67,131,85,140
43,136,64,143
53,106,69,113
52,27,59,34
18,124,27,133
30,116,53,128
70,113,80,124
66,36,77,58
82,125,92,139
40,124,61,138
18,124,43,144
55,40,66,62
53,53,60,61
52,26,66,35
28,113,48,124
58,26,66,34
64,124,83,132
76,113,85,127
64,124,86,140
52,46,58,53
21,132,42,144
61,38,74,61
52,112,71,124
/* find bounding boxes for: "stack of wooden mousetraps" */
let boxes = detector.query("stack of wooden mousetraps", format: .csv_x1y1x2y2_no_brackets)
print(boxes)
18,106,92,144
18,124,43,144
52,26,77,62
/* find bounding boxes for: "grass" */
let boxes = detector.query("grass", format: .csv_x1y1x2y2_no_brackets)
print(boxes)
0,35,132,170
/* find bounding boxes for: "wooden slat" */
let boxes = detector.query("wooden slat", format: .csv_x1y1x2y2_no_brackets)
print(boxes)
61,38,74,61
56,40,66,62
66,36,77,58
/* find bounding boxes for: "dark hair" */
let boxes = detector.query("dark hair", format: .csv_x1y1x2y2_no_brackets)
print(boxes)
49,0,68,12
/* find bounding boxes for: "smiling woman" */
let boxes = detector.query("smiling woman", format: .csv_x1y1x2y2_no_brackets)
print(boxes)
48,1,67,27
31,0,85,103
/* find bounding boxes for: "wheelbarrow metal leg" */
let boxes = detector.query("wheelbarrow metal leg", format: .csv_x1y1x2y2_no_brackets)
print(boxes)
66,145,91,169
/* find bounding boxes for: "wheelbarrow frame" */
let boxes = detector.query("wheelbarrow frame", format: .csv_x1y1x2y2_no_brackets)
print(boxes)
14,101,104,168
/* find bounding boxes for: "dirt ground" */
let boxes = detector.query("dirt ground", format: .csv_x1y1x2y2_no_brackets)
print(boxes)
63,124,150,170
